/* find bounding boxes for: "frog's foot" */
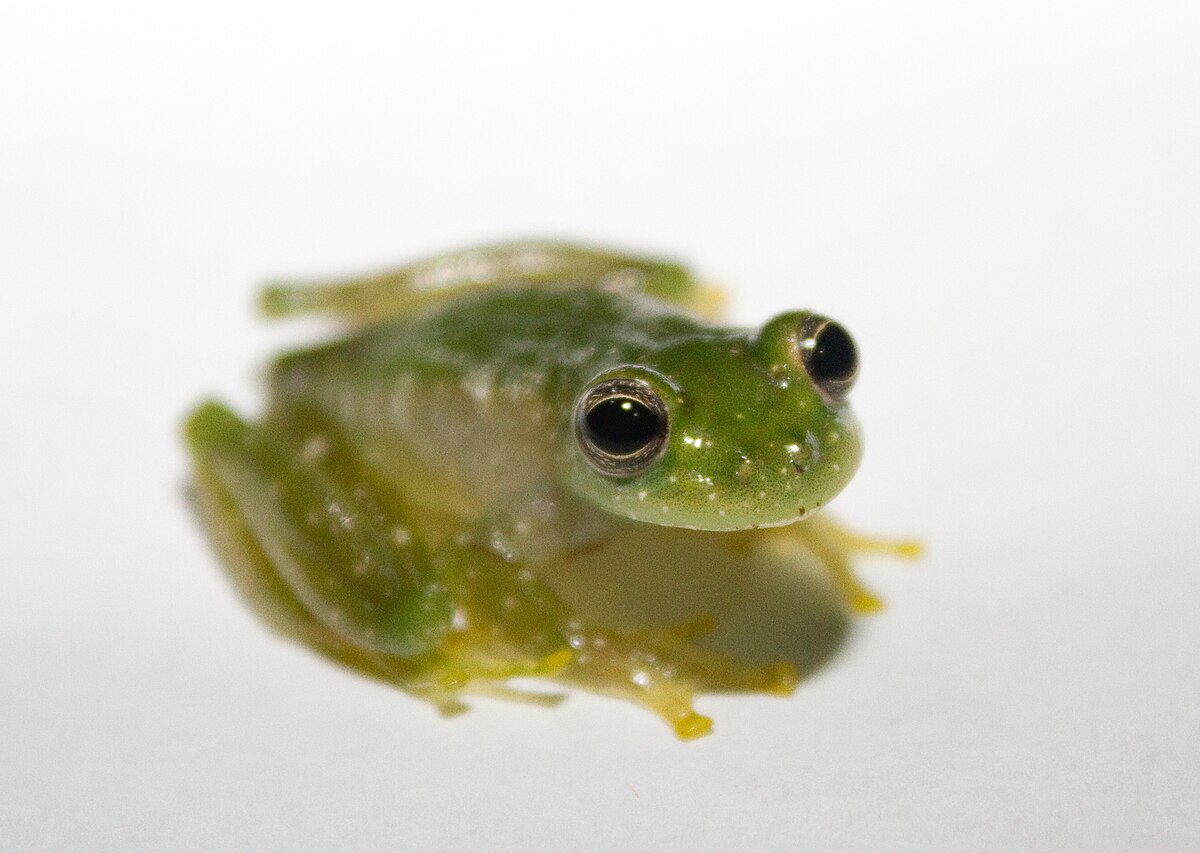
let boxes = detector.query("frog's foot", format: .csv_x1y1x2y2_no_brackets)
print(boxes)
826,527,924,560
688,282,728,321
772,515,923,615
364,628,574,716
832,569,886,614
463,682,566,708
556,617,799,740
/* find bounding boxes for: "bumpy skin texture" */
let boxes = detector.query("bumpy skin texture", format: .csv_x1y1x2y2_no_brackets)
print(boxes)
185,241,913,738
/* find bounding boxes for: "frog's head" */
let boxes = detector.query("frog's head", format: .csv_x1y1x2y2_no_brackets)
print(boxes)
559,312,864,531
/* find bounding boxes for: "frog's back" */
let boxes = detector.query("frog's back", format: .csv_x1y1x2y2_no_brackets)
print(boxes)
268,284,709,519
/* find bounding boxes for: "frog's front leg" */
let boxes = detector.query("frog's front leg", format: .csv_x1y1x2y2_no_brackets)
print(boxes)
259,240,722,325
553,617,800,739
440,543,799,739
444,494,801,739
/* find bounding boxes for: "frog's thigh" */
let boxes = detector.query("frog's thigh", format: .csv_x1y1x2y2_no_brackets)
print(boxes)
184,401,453,659
188,453,432,690
259,240,720,323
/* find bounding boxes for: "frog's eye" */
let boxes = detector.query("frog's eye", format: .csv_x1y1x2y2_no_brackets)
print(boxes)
575,378,670,477
798,315,858,402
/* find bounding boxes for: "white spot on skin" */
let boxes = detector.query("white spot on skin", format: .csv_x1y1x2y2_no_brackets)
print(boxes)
463,370,494,402
708,493,717,501
661,505,670,513
638,490,647,501
391,527,412,546
668,475,677,483
832,463,841,473
599,268,647,294
718,509,727,517
327,501,354,532
631,670,651,687
758,491,767,499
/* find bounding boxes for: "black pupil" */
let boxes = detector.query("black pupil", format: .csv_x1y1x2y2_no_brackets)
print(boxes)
584,397,662,456
811,323,857,382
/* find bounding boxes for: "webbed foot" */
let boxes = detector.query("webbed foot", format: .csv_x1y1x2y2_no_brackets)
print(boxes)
771,515,923,614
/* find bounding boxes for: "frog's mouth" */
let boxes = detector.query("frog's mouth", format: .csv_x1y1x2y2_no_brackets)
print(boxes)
599,483,834,534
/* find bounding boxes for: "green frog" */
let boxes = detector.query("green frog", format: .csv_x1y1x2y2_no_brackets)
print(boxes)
184,241,917,739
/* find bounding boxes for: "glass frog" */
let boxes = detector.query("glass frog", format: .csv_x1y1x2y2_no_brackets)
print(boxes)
184,241,918,739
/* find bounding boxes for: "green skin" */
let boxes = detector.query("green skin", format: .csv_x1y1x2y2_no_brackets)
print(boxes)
185,241,900,739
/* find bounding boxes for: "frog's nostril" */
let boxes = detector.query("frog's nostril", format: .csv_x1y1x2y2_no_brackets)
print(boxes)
791,460,808,475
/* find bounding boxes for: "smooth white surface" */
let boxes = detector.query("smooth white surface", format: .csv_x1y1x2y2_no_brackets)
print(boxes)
2,1,1198,850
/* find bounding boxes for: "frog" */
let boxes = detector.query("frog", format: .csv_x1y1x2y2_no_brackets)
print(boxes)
184,241,919,739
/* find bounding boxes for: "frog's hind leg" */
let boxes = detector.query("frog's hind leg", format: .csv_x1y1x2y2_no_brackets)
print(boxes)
189,461,470,713
185,401,454,657
184,401,570,715
185,401,472,712
259,240,723,326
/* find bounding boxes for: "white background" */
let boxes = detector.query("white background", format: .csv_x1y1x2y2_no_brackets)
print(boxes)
2,1,1198,850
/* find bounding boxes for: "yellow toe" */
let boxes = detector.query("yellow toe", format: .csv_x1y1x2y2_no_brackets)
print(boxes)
673,712,714,740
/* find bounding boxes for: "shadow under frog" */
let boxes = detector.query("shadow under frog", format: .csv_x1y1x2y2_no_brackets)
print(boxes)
541,526,851,678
